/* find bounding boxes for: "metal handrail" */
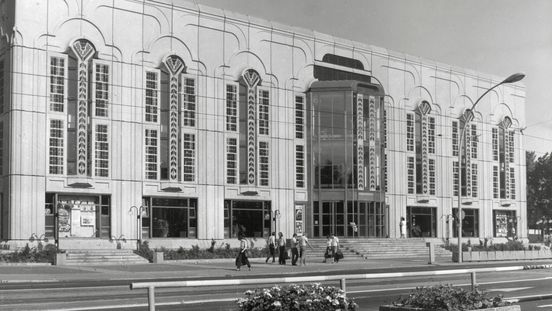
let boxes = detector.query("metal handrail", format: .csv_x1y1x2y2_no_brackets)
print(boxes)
131,265,525,311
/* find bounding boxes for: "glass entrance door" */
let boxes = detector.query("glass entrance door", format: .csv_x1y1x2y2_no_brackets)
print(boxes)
313,201,345,237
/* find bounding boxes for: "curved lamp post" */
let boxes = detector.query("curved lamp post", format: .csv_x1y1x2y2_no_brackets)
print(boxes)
457,73,525,263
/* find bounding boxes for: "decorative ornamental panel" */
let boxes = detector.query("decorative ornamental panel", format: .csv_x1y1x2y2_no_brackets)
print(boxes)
421,114,429,194
368,96,377,191
163,55,185,181
70,39,95,176
242,69,261,185
356,94,365,190
464,126,472,197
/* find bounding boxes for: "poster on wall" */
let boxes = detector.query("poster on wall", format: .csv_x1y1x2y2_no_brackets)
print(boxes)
57,203,71,234
295,205,304,234
495,214,508,237
295,221,303,234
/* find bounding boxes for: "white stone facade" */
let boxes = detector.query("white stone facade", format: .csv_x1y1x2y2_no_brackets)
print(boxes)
0,0,526,249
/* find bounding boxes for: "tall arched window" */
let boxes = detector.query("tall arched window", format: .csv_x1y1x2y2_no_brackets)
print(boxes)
225,69,270,186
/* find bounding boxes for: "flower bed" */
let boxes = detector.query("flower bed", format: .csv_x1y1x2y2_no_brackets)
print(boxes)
380,284,519,311
453,249,552,262
236,283,358,311
135,241,267,262
0,243,57,264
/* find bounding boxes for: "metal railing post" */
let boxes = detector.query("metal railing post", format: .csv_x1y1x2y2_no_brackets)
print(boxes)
340,278,347,297
148,286,156,311
471,271,477,290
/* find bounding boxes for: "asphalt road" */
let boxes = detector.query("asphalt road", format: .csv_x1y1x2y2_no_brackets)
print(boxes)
2,268,552,310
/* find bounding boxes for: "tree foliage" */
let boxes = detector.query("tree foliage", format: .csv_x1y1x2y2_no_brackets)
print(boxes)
527,151,552,226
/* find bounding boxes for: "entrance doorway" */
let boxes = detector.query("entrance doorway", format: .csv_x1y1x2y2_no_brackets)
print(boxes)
407,206,436,237
313,200,385,238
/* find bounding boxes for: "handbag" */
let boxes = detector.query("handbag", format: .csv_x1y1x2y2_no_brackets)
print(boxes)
336,249,344,259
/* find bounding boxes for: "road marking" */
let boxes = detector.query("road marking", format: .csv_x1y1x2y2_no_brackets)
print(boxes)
52,298,237,310
487,287,532,292
538,304,552,308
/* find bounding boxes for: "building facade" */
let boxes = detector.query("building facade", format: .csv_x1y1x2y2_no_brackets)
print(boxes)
0,0,526,249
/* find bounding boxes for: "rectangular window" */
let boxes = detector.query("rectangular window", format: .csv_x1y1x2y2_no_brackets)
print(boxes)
493,165,499,199
182,77,196,127
492,127,498,161
296,145,305,188
509,131,515,163
0,60,4,114
407,156,415,194
510,167,516,200
145,129,158,180
384,153,388,192
93,62,109,117
383,108,387,148
226,137,238,184
453,161,459,197
452,120,459,157
259,141,269,186
471,163,478,198
226,84,238,132
49,56,65,112
406,113,414,152
49,119,64,174
95,124,109,177
258,89,269,135
428,116,435,154
145,71,159,123
150,197,197,238
182,133,195,182
471,124,477,159
429,158,436,195
0,123,3,175
295,95,305,139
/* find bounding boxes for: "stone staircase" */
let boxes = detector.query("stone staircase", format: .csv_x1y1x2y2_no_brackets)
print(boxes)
63,249,149,265
307,238,452,261
339,238,452,259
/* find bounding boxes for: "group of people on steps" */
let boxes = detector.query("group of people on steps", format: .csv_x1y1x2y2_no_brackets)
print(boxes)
236,231,343,271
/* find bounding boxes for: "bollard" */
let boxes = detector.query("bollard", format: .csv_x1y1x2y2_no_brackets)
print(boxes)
153,251,164,264
426,242,435,264
340,278,347,297
471,271,477,290
148,286,156,311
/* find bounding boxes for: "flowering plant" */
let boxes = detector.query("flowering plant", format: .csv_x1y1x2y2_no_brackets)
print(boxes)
236,283,358,310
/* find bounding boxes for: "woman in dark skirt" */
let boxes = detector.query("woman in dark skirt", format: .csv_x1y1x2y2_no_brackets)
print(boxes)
235,233,251,271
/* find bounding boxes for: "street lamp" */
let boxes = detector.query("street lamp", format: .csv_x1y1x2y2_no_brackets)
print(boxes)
457,73,525,263
130,205,147,246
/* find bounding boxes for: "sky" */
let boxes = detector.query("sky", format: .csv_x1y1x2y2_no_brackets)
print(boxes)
190,0,552,156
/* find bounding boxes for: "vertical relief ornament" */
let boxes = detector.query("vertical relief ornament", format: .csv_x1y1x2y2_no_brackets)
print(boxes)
368,96,377,191
163,55,185,181
70,39,96,176
356,94,365,190
242,69,261,185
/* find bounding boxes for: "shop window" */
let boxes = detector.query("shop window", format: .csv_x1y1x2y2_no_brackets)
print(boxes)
494,210,516,238
148,197,197,238
225,200,271,238
453,208,479,237
53,194,111,239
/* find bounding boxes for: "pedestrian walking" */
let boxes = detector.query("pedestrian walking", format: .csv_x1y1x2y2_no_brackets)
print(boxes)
265,232,276,263
297,233,313,266
324,234,332,263
400,216,407,238
235,233,251,271
330,233,340,263
278,232,286,265
291,233,299,265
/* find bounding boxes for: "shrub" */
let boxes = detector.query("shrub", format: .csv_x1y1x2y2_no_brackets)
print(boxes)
163,244,267,260
394,284,510,311
0,243,57,263
236,283,358,311
135,241,154,262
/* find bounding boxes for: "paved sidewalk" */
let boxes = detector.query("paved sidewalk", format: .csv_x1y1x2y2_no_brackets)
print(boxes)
1,255,552,285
